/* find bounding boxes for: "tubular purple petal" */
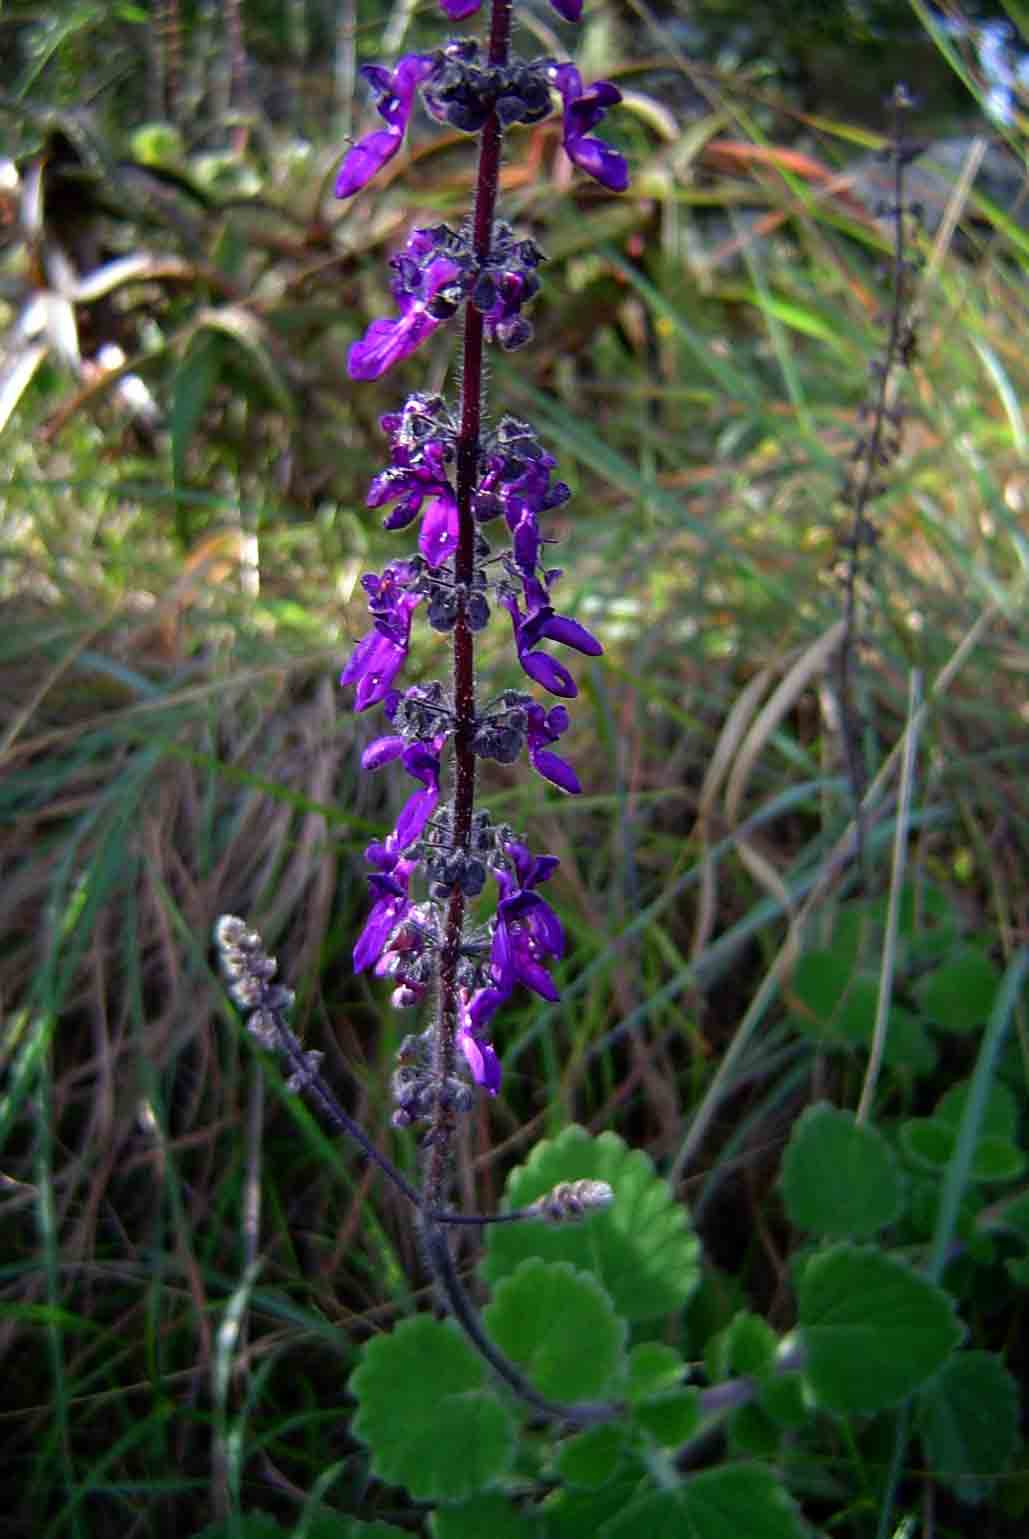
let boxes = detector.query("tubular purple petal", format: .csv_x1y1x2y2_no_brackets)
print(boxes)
361,735,407,770
459,1026,501,1093
335,53,436,200
440,0,481,15
335,129,403,199
539,613,603,655
531,746,581,794
548,0,583,18
520,648,578,697
550,64,629,193
419,491,460,565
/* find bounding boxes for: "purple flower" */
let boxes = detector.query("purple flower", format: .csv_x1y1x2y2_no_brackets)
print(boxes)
353,854,417,972
393,742,442,849
497,837,560,898
458,991,502,1093
518,572,603,658
348,256,461,379
526,702,581,794
501,591,577,696
440,0,581,21
363,735,444,851
549,64,629,193
368,462,458,567
481,838,564,1002
492,889,564,1001
341,562,423,710
335,55,437,199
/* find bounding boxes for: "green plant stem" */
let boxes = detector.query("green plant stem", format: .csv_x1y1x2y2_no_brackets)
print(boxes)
856,667,922,1124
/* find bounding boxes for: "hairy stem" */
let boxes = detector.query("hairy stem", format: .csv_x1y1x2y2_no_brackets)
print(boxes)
835,84,914,885
424,0,512,1212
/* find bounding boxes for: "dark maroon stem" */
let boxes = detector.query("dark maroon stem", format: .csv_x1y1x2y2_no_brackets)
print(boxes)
424,0,513,1211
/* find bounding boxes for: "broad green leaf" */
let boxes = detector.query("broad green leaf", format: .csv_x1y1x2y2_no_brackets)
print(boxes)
920,947,1000,1032
481,1126,700,1321
632,1388,701,1446
626,1342,684,1400
781,1104,903,1237
350,1316,514,1502
598,1465,806,1539
936,1080,1018,1140
728,1403,782,1458
902,1113,1023,1184
541,1475,647,1539
798,1245,963,1413
707,1311,779,1380
901,1118,955,1172
554,1423,626,1489
969,1135,1025,1183
483,1259,625,1401
759,1374,808,1429
917,1351,1020,1501
431,1492,541,1538
988,1190,1029,1245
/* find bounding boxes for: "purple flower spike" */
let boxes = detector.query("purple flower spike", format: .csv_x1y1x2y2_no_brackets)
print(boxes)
440,0,481,15
550,64,629,193
549,0,583,19
335,55,436,199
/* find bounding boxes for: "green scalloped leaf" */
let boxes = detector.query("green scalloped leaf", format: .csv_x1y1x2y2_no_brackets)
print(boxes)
788,954,936,1073
554,1423,627,1489
936,1080,1018,1140
900,1117,955,1171
781,1104,903,1237
627,1342,684,1400
350,1316,515,1502
728,1403,782,1458
481,1127,699,1321
917,1350,1020,1503
798,1245,964,1414
707,1310,780,1381
759,1373,808,1429
597,1465,806,1539
431,1491,541,1539
541,1474,647,1539
901,1118,1024,1183
483,1259,625,1401
632,1388,701,1446
969,1135,1025,1183
920,947,1000,1032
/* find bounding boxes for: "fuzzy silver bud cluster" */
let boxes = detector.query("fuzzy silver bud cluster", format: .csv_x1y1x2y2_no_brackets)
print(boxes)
214,913,298,1058
526,1179,614,1224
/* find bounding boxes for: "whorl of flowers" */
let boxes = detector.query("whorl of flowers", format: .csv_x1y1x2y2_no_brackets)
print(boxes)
337,0,627,1144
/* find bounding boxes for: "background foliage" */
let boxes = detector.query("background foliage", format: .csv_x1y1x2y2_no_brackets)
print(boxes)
1,0,1027,1535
